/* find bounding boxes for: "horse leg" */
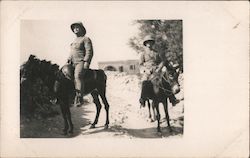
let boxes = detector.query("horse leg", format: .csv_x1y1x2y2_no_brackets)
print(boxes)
147,100,154,122
153,101,161,132
60,104,69,135
99,92,110,129
65,104,74,134
147,100,151,119
90,91,102,129
152,103,157,122
163,100,172,132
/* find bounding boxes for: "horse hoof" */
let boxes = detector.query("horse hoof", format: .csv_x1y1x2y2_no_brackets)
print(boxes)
68,131,74,137
157,130,162,137
169,128,173,133
90,124,95,129
157,128,161,133
68,130,74,134
62,131,68,135
104,125,109,130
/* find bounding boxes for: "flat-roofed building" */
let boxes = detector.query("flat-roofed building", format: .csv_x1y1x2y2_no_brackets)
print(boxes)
98,60,140,74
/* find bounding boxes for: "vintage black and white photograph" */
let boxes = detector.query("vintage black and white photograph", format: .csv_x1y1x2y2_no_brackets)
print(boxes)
20,19,184,138
1,1,249,157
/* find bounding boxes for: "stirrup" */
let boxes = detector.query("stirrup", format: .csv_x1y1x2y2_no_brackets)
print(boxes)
74,95,83,107
171,99,180,107
74,90,83,107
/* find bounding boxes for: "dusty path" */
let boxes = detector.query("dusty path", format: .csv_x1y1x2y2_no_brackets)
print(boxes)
21,72,184,138
68,72,184,138
75,95,183,139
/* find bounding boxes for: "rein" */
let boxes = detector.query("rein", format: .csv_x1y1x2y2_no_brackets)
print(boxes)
150,72,174,94
159,84,172,94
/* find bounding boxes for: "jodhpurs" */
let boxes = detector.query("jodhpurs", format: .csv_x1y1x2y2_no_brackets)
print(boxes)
74,61,90,92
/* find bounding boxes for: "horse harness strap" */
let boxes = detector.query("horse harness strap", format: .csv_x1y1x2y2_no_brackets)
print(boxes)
150,73,172,94
159,84,172,94
160,75,173,94
162,72,172,82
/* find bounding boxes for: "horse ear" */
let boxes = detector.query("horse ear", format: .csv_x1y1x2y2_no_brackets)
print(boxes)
28,55,36,61
47,61,51,65
52,64,59,71
55,70,63,80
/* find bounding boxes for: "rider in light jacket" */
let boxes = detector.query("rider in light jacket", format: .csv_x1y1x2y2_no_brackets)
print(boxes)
139,36,180,107
67,22,94,106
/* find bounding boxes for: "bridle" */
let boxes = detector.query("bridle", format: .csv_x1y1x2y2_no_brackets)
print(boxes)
150,70,179,95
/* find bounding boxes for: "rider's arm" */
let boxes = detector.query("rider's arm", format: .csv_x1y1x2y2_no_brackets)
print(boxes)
155,53,166,72
139,53,145,66
83,37,93,64
156,62,165,72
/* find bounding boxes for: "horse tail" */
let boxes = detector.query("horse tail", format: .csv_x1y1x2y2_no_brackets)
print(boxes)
101,69,107,86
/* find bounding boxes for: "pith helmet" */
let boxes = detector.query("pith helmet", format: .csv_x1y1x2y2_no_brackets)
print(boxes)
70,22,86,35
143,35,155,46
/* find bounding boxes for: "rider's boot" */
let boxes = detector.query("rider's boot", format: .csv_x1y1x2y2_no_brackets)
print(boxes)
169,94,180,107
74,90,83,107
162,80,180,106
139,80,148,108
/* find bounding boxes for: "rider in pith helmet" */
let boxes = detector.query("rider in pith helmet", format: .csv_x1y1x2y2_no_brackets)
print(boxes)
66,21,94,107
139,35,163,81
143,35,155,46
139,35,180,107
70,22,86,36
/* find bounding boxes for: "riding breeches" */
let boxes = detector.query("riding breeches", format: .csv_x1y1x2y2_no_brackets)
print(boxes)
74,61,89,92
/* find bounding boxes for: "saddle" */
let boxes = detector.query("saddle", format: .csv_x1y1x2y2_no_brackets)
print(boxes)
61,64,97,82
61,64,74,80
149,71,178,95
150,72,166,94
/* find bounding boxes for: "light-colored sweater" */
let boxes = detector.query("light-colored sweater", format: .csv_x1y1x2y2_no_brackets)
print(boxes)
69,36,93,64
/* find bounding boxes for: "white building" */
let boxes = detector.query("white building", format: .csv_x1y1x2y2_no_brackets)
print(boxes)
98,60,140,74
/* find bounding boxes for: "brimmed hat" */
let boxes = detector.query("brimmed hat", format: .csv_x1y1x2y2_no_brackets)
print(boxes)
143,35,155,46
71,22,86,35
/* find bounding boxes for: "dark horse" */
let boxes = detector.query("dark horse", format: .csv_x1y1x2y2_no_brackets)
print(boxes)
141,66,180,133
21,55,110,135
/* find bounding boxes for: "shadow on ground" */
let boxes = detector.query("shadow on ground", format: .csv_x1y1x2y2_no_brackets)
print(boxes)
78,113,184,138
20,104,92,138
80,125,183,138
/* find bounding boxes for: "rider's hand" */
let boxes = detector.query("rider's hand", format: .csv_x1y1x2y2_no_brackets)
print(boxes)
83,61,90,69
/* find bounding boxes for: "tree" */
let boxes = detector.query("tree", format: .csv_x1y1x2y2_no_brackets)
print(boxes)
129,20,183,72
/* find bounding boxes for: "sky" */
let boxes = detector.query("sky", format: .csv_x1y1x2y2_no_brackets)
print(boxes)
21,20,140,69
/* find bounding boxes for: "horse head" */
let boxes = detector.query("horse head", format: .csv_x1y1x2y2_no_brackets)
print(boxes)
21,55,60,93
20,55,40,83
162,65,180,95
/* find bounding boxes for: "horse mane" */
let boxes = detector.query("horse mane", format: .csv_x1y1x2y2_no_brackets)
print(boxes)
20,55,61,118
21,55,60,89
